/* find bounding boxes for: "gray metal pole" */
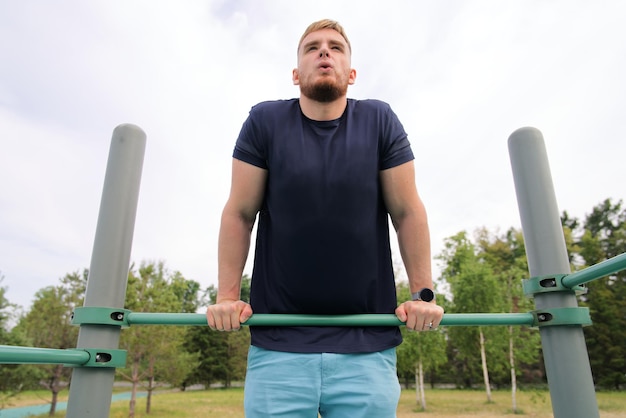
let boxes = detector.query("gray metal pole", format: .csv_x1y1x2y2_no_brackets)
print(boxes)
66,124,146,418
508,127,598,418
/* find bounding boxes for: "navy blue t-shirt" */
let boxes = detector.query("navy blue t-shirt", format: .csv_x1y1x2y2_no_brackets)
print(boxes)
233,98,414,353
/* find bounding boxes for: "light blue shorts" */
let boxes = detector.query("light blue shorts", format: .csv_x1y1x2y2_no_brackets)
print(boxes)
243,346,401,418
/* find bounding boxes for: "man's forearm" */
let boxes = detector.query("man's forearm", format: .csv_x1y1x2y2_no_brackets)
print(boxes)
216,210,255,302
396,205,433,293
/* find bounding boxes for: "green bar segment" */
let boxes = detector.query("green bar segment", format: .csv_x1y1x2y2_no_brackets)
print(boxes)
441,313,535,327
1,313,537,366
0,345,89,365
246,313,534,327
563,252,626,288
126,312,535,327
127,312,207,326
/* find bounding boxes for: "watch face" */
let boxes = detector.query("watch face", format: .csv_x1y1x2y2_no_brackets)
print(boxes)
420,288,435,302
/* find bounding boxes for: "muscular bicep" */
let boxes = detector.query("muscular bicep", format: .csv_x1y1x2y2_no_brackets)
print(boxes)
225,158,267,223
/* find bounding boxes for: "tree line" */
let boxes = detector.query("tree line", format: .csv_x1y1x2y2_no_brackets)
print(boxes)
0,198,624,415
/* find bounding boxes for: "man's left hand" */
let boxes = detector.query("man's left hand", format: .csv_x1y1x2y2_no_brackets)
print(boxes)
395,300,444,331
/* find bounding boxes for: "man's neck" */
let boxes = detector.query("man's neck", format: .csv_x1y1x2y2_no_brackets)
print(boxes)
299,95,348,121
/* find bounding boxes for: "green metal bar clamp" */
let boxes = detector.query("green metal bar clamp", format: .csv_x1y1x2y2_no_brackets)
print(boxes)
71,307,131,328
523,274,587,297
65,348,127,368
531,307,592,328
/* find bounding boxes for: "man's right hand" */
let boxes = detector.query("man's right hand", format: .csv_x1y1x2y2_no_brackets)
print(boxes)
206,300,253,331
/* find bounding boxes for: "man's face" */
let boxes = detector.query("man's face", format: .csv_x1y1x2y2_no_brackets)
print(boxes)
293,28,356,103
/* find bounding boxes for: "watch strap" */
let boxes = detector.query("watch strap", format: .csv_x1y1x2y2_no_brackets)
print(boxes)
411,288,435,302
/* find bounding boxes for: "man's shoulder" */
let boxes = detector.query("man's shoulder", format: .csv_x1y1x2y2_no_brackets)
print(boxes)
250,99,299,114
348,98,392,113
250,98,391,114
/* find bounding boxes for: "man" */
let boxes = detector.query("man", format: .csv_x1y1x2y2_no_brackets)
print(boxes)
207,19,444,417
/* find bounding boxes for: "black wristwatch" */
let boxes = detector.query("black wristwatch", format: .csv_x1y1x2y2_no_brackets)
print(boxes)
411,288,435,302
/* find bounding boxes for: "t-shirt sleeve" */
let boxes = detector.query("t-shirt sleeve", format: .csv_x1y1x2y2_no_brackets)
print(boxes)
233,105,268,169
379,104,414,170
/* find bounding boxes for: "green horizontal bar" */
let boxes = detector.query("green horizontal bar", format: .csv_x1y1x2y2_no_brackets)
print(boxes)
246,313,534,327
0,345,90,365
439,313,535,327
1,313,537,365
563,252,626,288
126,312,535,327
245,314,403,327
127,312,207,326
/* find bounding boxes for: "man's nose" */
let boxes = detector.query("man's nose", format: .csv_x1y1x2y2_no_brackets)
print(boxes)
319,47,329,57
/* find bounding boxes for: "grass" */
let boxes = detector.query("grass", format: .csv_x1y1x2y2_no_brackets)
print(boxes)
14,387,626,417
3,387,129,408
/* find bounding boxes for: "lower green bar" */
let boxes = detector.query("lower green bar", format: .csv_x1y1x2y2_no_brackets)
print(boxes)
1,313,537,365
440,313,535,327
126,312,535,327
245,313,534,327
0,345,90,365
127,312,207,326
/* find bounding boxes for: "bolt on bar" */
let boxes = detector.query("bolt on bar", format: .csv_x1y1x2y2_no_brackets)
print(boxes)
0,345,89,366
562,252,626,289
126,312,535,327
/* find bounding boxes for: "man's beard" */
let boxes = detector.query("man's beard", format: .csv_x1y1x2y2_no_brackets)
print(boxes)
300,78,348,103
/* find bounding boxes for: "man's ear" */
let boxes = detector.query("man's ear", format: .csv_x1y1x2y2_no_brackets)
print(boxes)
292,68,300,85
348,68,357,85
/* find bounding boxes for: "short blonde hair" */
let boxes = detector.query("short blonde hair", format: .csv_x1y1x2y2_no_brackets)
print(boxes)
297,19,351,54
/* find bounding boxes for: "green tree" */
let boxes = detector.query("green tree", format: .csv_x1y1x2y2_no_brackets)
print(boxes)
169,271,202,314
182,318,229,388
576,199,626,389
0,329,44,409
0,273,43,408
437,232,480,388
561,210,584,267
0,273,10,329
14,270,86,416
183,275,251,389
395,281,446,411
118,261,200,417
477,228,542,411
437,231,506,402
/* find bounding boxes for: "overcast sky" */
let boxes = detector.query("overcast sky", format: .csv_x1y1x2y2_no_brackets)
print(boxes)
1,0,625,311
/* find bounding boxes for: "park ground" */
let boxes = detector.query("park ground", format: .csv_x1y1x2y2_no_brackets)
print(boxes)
5,387,625,417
